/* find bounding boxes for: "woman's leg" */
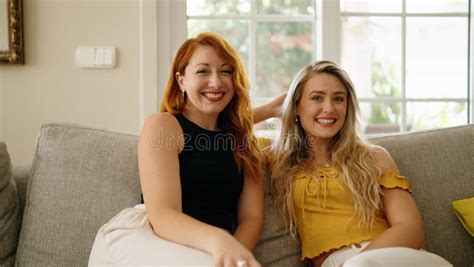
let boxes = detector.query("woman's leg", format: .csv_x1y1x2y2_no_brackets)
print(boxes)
343,247,452,267
320,242,371,267
88,204,213,266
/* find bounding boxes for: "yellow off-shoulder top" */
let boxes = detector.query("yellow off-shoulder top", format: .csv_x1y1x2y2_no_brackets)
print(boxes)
293,167,412,260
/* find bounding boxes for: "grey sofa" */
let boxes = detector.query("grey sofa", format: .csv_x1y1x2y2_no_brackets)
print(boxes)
1,123,473,266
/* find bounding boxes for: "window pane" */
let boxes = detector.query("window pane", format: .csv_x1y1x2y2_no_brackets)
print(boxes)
255,22,313,102
406,0,468,13
187,20,249,70
254,118,281,134
340,0,401,13
187,0,250,16
407,101,467,131
360,102,401,135
406,18,468,98
256,0,313,15
341,17,401,99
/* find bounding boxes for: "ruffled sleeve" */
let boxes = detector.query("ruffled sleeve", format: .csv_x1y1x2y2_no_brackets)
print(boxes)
377,172,412,193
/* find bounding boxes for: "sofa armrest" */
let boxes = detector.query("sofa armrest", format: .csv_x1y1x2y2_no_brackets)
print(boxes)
12,165,30,217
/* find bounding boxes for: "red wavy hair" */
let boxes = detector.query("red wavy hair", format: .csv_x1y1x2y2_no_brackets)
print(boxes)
160,32,263,181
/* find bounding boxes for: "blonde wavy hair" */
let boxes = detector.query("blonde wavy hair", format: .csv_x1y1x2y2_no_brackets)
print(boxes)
160,32,263,181
271,60,382,238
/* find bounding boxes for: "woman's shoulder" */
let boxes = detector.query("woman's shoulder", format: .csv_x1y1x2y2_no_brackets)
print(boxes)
369,145,400,174
144,112,181,131
141,112,184,141
140,112,184,152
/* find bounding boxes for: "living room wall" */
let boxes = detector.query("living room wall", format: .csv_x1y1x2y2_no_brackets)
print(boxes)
0,0,158,166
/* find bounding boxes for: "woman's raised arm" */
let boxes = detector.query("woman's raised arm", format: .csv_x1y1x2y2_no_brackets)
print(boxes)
252,93,286,124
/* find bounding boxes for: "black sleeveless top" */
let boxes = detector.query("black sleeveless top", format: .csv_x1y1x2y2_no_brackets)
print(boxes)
177,114,244,233
142,114,244,233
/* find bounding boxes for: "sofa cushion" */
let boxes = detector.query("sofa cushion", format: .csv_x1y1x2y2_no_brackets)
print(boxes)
0,142,21,266
253,167,306,266
15,124,142,266
371,124,474,267
12,165,31,216
254,195,305,266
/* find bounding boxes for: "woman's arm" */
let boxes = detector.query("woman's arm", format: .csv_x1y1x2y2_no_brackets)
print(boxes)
362,147,425,251
253,93,286,124
139,113,260,267
234,173,265,251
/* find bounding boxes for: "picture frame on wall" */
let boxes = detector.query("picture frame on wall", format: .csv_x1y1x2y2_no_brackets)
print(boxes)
0,0,24,64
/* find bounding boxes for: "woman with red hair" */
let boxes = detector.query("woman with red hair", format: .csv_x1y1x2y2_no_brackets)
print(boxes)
89,32,274,267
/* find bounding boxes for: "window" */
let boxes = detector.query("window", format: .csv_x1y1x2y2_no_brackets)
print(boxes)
338,0,471,133
187,0,316,105
174,0,473,134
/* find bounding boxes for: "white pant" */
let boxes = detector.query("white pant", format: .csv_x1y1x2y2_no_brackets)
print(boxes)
322,241,452,267
321,241,370,267
88,204,213,266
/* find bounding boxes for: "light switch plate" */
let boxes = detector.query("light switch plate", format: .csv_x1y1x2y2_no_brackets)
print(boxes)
76,46,116,68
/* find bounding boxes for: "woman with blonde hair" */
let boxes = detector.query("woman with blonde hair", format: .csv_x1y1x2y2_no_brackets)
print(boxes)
270,60,451,266
89,32,272,267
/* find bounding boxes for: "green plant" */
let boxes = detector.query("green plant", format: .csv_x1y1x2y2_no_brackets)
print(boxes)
370,60,400,124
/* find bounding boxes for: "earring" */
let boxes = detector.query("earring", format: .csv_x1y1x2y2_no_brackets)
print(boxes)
182,90,187,103
294,116,299,123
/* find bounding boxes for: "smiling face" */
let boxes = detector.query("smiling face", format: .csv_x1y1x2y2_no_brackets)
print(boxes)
176,45,235,118
297,73,348,143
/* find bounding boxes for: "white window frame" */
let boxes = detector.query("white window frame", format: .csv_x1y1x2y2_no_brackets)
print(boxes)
152,0,474,129
470,0,474,123
325,0,473,131
156,0,187,110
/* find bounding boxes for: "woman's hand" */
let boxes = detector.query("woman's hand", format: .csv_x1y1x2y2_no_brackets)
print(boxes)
209,230,261,267
253,93,287,123
267,93,286,118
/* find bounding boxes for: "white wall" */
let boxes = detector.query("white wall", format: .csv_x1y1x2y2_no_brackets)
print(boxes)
0,0,158,166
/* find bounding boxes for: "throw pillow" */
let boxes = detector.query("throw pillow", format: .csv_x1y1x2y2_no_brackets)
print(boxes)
452,197,474,236
0,142,21,266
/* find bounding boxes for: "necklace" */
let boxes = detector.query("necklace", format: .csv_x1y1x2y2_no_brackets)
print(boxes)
310,150,332,168
312,159,331,169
